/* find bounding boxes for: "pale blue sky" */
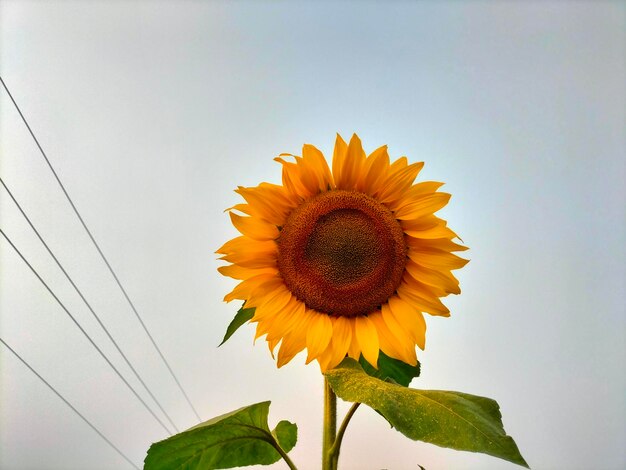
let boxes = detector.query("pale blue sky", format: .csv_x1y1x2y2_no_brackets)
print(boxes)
1,1,624,469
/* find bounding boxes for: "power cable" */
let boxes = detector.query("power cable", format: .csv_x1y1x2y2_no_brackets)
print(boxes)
0,176,179,432
0,228,172,435
0,337,140,470
0,75,202,422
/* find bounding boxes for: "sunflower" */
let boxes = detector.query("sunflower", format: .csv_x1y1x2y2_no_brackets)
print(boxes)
217,134,468,371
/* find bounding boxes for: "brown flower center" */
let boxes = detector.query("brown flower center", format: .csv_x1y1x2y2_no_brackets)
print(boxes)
277,190,407,317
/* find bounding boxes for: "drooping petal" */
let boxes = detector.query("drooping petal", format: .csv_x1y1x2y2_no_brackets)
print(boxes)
369,311,417,365
276,308,313,367
380,303,414,349
347,320,362,361
388,296,426,350
277,331,307,368
327,316,352,370
354,316,380,367
306,312,333,364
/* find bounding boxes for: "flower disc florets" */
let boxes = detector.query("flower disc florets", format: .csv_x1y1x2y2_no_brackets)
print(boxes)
278,190,407,317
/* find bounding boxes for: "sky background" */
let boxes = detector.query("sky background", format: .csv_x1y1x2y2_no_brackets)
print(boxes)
1,1,624,469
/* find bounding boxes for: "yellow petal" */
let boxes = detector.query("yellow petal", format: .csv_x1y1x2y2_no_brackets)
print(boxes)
277,331,307,368
403,224,458,240
216,236,275,255
354,316,380,367
331,134,348,189
381,303,413,348
217,264,277,281
235,184,294,225
387,181,445,211
245,275,285,308
378,162,425,204
360,145,390,195
394,192,451,220
407,237,468,253
229,212,279,241
225,203,252,215
388,296,426,350
408,249,469,270
276,309,313,368
306,313,333,364
369,312,417,365
404,260,460,295
327,316,352,370
276,158,313,201
251,286,292,322
254,296,301,341
264,298,306,342
302,144,334,191
397,283,450,317
335,134,366,190
223,273,276,302
216,237,277,270
347,320,361,361
371,156,406,198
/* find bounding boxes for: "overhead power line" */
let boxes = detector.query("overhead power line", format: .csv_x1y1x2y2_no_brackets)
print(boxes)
0,228,173,435
0,176,179,432
0,75,202,422
0,337,140,469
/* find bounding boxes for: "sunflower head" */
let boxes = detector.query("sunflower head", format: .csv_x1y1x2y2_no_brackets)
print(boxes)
217,134,468,371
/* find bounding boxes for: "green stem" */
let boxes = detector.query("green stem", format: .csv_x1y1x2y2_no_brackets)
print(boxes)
322,378,337,470
329,402,360,465
272,439,298,470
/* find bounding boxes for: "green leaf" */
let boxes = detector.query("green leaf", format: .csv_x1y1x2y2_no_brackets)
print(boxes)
144,401,297,470
219,307,255,346
325,359,529,468
359,351,420,387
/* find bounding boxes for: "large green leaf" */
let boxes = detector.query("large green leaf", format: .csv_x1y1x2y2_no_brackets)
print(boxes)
325,359,528,468
219,307,255,346
144,401,297,470
359,351,420,387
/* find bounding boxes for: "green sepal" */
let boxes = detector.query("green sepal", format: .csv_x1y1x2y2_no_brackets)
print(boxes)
219,306,255,346
359,351,420,387
325,359,529,468
143,401,297,470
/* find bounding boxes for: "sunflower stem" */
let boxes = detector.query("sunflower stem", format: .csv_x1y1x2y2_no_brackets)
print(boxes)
328,401,360,466
322,378,337,470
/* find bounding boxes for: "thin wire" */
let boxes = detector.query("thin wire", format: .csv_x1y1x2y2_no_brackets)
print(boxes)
0,228,172,435
0,75,202,422
0,338,140,470
0,177,179,432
